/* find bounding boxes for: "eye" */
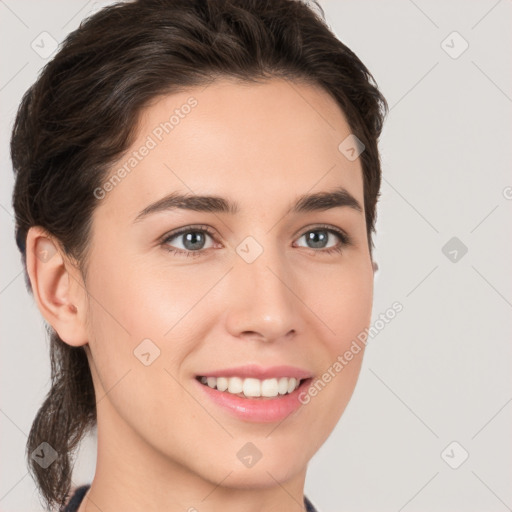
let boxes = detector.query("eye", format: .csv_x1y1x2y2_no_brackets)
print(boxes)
294,225,351,255
160,224,351,258
161,225,217,258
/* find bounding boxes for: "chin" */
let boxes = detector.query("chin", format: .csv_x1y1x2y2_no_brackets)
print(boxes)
214,462,306,489
196,443,309,489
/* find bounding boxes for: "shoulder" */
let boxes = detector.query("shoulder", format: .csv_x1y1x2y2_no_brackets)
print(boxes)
304,494,322,512
61,484,91,512
60,486,317,512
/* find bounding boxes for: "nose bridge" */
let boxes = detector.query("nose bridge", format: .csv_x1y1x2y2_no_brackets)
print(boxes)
237,237,292,306
225,235,301,340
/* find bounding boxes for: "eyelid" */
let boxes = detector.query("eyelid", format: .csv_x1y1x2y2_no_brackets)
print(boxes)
159,224,216,243
295,223,352,246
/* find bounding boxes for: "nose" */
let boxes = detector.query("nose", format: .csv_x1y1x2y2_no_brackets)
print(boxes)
223,244,305,344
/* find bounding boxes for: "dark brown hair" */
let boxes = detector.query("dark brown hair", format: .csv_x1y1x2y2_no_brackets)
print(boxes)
10,0,387,509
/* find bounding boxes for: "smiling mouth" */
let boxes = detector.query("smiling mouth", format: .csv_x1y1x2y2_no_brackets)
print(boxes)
195,375,311,399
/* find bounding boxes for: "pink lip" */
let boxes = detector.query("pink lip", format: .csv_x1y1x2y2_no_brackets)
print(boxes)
194,376,313,423
196,364,313,380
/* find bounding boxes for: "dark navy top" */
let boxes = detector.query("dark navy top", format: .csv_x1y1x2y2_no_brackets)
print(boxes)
62,484,320,511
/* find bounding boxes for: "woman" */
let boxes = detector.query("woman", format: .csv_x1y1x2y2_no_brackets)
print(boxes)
10,0,387,510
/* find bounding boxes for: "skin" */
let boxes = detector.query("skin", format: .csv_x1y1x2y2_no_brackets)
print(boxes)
26,77,376,512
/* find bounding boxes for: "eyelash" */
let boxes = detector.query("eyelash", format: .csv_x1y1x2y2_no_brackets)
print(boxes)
160,224,352,258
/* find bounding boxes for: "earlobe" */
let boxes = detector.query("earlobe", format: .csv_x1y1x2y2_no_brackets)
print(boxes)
25,226,88,347
372,260,379,273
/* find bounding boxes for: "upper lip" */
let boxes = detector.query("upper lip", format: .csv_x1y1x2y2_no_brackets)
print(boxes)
196,364,314,380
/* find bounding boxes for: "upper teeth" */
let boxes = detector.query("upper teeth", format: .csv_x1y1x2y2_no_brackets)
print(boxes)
199,376,301,397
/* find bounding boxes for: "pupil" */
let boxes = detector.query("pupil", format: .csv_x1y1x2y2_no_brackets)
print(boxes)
184,232,204,250
307,230,327,249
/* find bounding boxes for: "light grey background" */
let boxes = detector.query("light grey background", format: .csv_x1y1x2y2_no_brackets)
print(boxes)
1,1,511,511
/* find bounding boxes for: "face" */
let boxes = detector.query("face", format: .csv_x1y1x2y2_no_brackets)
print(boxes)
82,77,374,489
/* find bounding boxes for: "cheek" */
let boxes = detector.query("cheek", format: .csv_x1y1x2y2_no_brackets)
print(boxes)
295,259,372,442
85,248,186,342
83,258,199,444
83,251,213,412
311,257,374,348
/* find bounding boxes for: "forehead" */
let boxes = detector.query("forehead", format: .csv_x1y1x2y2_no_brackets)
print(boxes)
96,77,364,220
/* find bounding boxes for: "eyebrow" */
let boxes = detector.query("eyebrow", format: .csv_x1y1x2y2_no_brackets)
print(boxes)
133,185,362,222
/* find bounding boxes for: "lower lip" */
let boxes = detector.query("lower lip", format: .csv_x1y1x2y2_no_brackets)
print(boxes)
194,377,313,423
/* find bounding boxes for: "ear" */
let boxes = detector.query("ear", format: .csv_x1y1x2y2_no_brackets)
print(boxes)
25,226,89,347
